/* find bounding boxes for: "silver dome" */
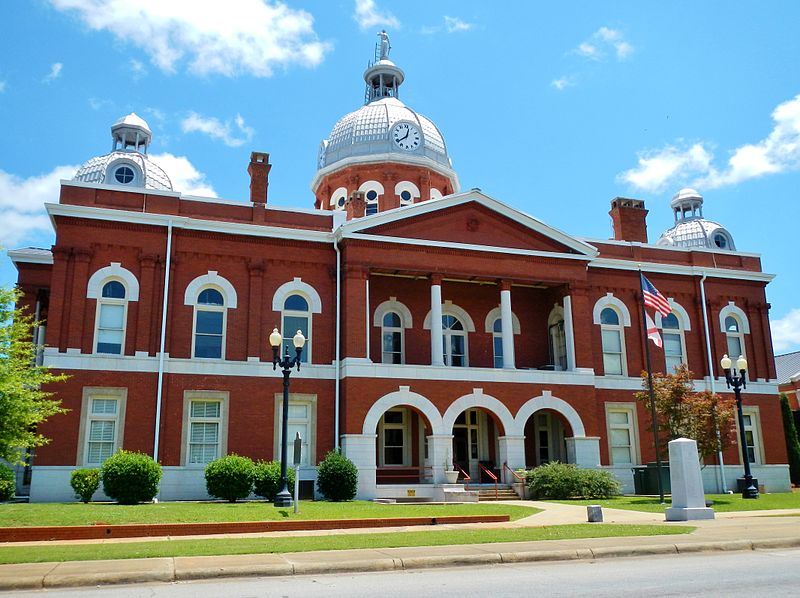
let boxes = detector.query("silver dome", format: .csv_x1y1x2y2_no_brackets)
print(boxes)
318,97,452,171
73,151,173,191
657,188,736,251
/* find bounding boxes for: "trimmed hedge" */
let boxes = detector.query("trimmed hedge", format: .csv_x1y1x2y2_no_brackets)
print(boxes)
204,454,255,502
0,463,15,502
316,450,358,502
525,461,621,499
70,468,100,503
101,451,162,505
253,460,295,502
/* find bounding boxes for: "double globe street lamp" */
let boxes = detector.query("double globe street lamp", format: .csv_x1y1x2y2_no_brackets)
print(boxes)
720,353,759,500
269,327,306,508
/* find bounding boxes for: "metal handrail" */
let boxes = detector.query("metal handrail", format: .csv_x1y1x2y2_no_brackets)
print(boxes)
376,465,434,484
453,462,471,490
503,462,525,485
479,463,498,499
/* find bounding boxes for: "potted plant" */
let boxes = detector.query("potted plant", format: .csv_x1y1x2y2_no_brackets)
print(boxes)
444,453,459,484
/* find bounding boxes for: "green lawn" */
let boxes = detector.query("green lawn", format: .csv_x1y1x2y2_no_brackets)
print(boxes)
0,501,538,527
0,524,694,564
546,492,800,513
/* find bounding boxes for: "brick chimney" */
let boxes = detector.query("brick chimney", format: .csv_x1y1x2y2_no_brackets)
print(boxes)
345,191,366,220
609,197,649,243
247,152,271,204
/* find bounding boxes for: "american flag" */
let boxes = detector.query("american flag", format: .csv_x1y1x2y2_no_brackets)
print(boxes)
641,274,671,317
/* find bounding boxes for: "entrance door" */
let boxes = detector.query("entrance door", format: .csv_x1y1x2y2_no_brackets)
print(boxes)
533,412,566,465
453,409,482,479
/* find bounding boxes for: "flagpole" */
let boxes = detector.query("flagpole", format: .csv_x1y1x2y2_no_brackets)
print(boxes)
639,269,665,504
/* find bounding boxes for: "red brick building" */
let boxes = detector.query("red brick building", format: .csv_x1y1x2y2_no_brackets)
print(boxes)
10,44,790,501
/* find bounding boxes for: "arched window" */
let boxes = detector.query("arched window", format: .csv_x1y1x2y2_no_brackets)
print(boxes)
725,315,746,361
492,318,503,368
662,313,686,372
193,288,226,359
382,311,404,364
365,189,379,215
548,307,567,371
443,314,467,367
600,307,626,376
95,280,127,354
283,294,311,363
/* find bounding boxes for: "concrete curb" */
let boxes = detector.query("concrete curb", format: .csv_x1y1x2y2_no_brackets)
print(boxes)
3,537,800,590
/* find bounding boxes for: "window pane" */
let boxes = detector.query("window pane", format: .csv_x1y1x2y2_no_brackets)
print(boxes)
96,341,123,354
87,442,113,464
612,447,633,463
191,401,220,418
194,335,222,358
662,314,679,329
601,329,622,352
451,335,465,355
284,295,309,311
608,411,629,425
196,311,223,334
725,316,739,332
611,429,631,446
89,420,115,441
600,308,619,325
666,355,683,373
198,288,224,306
92,399,117,415
101,281,126,299
384,429,404,446
383,331,401,353
384,447,404,465
383,411,403,424
493,318,502,332
288,404,308,419
603,353,622,375
99,304,124,329
383,312,401,327
283,315,309,337
664,334,683,356
190,422,218,443
726,336,742,360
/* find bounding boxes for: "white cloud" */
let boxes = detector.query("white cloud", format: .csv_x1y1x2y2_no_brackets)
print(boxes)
181,112,254,148
0,165,77,247
49,0,330,77
772,309,800,353
620,94,800,192
353,0,399,30
551,76,575,91
150,153,217,197
444,16,473,33
574,27,633,62
43,62,63,82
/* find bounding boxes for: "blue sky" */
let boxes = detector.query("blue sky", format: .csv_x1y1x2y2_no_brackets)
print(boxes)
1,1,799,354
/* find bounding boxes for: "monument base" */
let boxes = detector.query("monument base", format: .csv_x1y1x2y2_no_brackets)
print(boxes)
665,506,715,521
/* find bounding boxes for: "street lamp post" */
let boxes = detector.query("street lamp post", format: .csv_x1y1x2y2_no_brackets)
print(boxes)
720,354,759,500
269,327,306,508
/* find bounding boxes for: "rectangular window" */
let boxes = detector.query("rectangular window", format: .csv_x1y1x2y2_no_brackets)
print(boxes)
606,404,639,465
741,409,762,465
382,330,402,364
78,389,127,466
664,332,684,372
283,315,310,363
96,304,125,354
188,400,221,464
194,310,224,358
380,408,408,466
274,394,316,466
493,336,504,368
601,330,623,375
726,335,743,361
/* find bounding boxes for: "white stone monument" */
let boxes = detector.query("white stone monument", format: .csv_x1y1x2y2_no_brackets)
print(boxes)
665,438,715,521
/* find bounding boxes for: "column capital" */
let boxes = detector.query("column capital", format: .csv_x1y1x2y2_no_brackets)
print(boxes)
499,280,512,292
430,273,443,286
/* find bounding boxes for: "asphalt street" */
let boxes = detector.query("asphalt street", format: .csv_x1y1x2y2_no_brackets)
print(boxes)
11,547,800,598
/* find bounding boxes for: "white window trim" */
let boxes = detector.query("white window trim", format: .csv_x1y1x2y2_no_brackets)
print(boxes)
380,311,405,364
657,303,689,372
373,297,414,328
548,305,567,371
718,301,750,334
273,393,317,466
358,180,385,200
191,287,228,360
93,281,129,355
87,263,140,301
592,293,632,326
423,300,476,332
184,271,238,308
281,296,313,363
655,298,692,331
378,407,410,467
329,186,349,210
394,180,421,204
736,406,764,465
605,402,640,466
483,306,521,334
271,277,323,314
429,188,443,200
599,306,628,377
180,391,229,467
76,387,127,466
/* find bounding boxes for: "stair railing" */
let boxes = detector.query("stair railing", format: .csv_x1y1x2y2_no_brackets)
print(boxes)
503,463,526,499
453,462,471,490
478,463,498,499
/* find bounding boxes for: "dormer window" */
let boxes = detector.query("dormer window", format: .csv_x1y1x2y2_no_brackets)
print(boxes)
114,165,135,184
713,233,729,249
106,160,142,187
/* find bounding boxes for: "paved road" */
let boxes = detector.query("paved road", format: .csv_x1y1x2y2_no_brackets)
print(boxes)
13,548,800,598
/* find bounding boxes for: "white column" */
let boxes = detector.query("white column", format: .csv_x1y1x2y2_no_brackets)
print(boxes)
497,435,526,481
563,295,576,371
340,434,377,500
428,434,454,483
565,437,601,468
500,287,515,369
430,280,444,366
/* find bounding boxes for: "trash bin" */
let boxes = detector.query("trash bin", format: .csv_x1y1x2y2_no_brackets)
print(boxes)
632,467,647,495
643,463,670,495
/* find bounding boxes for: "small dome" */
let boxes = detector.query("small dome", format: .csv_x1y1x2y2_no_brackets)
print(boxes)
112,112,152,134
657,188,735,250
73,151,173,191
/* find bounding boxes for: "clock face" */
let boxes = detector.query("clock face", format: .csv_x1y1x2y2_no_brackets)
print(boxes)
391,122,421,151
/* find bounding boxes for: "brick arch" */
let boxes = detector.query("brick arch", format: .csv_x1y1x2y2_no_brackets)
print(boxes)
362,387,443,436
513,391,585,437
442,389,514,436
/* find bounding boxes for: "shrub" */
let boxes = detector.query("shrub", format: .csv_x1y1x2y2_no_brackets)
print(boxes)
253,460,295,501
780,394,800,485
316,450,358,502
101,450,162,504
204,454,255,502
0,463,15,502
70,468,100,503
525,462,621,499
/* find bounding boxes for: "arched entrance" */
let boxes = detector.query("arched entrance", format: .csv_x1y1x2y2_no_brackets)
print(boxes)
523,409,573,466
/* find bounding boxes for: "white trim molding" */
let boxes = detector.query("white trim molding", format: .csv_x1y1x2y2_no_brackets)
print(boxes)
592,293,632,327
271,277,322,314
423,300,477,332
513,391,586,437
655,298,693,331
442,389,515,437
362,386,444,436
373,297,413,328
719,301,751,334
184,271,238,308
484,306,521,334
87,262,140,301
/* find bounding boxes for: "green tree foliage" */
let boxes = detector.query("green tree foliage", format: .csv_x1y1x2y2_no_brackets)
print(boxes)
0,462,15,501
316,450,358,501
779,394,800,484
204,454,255,502
70,468,100,503
100,450,162,504
0,286,67,464
635,364,736,461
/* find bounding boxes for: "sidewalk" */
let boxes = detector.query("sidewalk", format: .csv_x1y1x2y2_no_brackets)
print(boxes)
1,501,799,591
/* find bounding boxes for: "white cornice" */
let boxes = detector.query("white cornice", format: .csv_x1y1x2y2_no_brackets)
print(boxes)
310,153,460,193
580,236,763,259
47,203,334,244
7,249,54,265
60,179,181,198
588,257,775,282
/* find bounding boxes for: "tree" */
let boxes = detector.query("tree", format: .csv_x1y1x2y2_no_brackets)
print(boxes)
0,286,67,464
779,394,800,484
635,364,736,462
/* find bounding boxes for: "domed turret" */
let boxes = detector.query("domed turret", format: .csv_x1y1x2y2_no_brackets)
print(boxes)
73,113,172,191
656,188,735,251
312,32,458,216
